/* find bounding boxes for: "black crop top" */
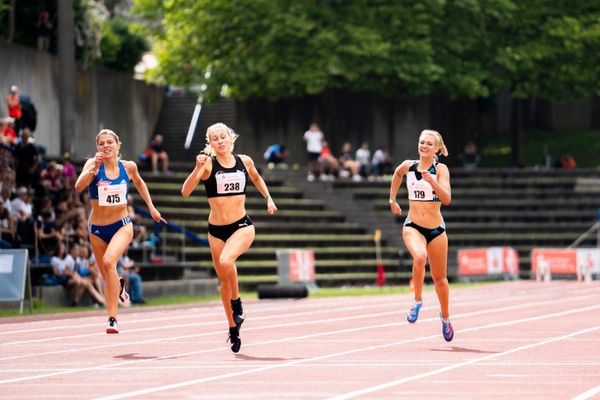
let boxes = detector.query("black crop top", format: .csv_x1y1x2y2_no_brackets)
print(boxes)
203,155,248,198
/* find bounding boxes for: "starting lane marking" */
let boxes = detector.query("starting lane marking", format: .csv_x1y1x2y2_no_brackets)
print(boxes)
327,324,600,400
85,303,600,400
1,287,595,365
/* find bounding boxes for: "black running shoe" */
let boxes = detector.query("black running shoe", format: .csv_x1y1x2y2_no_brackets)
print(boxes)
119,277,131,307
228,326,241,353
106,317,119,334
231,298,245,327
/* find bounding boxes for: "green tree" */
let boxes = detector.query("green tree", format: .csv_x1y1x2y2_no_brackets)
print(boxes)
494,0,600,165
97,18,149,73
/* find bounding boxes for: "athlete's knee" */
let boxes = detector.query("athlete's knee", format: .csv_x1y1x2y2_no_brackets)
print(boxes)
101,257,115,272
432,275,448,286
412,252,427,266
218,255,237,270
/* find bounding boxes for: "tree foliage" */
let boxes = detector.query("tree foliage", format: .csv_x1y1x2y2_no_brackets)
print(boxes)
97,18,149,72
135,0,600,103
0,0,148,73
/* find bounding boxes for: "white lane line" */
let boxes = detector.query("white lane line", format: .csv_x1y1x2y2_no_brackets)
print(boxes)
2,288,592,363
2,282,593,348
0,280,580,336
571,384,600,400
90,304,600,400
0,296,389,335
327,324,600,400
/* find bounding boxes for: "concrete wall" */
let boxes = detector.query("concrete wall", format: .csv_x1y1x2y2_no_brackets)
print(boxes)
0,42,164,160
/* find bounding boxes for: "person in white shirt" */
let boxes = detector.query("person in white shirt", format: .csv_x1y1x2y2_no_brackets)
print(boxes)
303,123,324,181
355,142,371,178
10,187,33,221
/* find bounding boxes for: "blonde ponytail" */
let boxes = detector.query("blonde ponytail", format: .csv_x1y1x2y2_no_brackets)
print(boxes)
420,129,448,161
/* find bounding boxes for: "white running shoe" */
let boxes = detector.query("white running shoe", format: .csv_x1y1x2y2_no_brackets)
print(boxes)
106,317,119,334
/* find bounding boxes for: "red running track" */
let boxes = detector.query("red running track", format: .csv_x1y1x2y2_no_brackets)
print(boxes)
0,281,599,399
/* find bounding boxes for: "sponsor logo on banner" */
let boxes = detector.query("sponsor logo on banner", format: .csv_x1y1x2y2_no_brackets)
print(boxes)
531,249,577,274
458,247,520,277
458,249,488,275
576,249,600,274
289,250,315,283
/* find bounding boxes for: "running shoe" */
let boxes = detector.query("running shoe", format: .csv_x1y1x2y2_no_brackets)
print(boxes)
231,298,245,327
227,326,241,353
440,313,454,342
106,317,119,334
406,301,423,323
119,277,131,307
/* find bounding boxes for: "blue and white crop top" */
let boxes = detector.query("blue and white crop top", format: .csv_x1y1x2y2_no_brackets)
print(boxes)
203,155,248,198
406,161,440,202
88,160,130,206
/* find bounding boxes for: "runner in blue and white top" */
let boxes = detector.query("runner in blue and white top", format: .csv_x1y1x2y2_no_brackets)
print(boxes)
388,129,454,342
75,129,166,334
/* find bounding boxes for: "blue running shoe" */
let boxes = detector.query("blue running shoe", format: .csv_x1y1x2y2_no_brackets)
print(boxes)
440,313,454,342
406,301,423,323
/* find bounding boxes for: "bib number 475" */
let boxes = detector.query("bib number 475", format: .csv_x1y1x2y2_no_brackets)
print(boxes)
106,194,120,203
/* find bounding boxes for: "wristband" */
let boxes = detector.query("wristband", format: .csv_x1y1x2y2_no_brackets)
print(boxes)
389,199,397,204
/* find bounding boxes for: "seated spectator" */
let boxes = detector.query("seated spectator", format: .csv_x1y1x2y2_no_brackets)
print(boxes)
41,161,65,202
0,200,15,248
127,196,148,247
6,85,22,133
13,128,40,189
149,134,171,175
61,153,76,188
371,146,394,179
36,210,63,264
10,186,35,248
561,153,576,170
263,144,288,167
53,242,105,307
117,247,146,304
355,142,371,178
318,140,340,181
1,117,18,145
77,243,104,302
460,141,481,170
339,142,362,181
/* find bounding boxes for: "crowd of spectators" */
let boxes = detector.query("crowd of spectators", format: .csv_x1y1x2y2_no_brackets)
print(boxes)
300,123,394,182
1,84,148,306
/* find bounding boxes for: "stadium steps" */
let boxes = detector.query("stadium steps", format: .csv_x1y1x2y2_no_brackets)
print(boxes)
328,167,600,277
130,170,403,289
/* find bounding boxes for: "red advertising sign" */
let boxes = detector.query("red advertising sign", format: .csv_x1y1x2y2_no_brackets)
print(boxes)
289,250,315,283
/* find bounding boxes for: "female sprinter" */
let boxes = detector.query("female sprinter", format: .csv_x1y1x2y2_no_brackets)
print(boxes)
388,129,454,341
75,129,166,333
181,123,277,353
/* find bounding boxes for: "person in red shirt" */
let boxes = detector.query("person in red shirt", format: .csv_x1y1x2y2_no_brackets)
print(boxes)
1,117,18,145
6,86,22,132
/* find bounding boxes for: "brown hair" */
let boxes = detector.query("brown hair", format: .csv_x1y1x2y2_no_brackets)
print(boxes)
95,129,121,145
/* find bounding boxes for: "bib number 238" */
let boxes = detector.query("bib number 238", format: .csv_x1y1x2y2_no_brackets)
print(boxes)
216,171,245,194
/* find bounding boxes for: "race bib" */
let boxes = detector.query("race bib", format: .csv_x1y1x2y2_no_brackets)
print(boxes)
216,171,246,194
98,184,127,206
408,175,437,201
